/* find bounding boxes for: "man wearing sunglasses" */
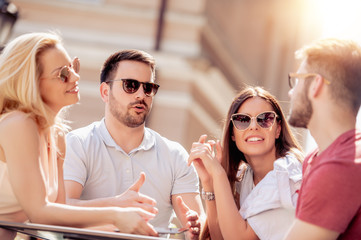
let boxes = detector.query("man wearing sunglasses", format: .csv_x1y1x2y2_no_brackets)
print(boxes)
285,39,361,240
63,49,204,238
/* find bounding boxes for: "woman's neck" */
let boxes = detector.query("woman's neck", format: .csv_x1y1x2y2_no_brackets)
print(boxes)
246,152,277,185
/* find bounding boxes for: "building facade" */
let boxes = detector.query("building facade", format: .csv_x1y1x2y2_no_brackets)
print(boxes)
10,0,320,150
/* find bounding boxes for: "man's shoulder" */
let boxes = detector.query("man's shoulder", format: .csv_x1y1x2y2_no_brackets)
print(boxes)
67,121,102,142
321,129,361,164
146,128,187,154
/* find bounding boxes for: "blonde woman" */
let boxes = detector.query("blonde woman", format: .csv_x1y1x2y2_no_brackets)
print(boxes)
0,32,158,239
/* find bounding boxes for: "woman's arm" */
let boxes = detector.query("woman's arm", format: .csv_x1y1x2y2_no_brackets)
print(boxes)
188,135,223,239
189,136,258,240
0,113,157,236
211,164,258,240
202,191,223,240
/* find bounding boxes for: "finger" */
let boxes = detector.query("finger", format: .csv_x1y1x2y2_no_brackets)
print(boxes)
137,193,157,206
185,212,199,221
136,208,156,221
204,142,214,152
206,139,216,146
186,227,200,240
188,156,206,169
215,140,223,164
188,146,214,167
133,220,158,237
143,222,158,237
175,196,190,214
198,134,207,144
129,172,145,192
186,220,200,228
134,202,158,214
190,226,200,235
188,145,209,166
191,142,204,150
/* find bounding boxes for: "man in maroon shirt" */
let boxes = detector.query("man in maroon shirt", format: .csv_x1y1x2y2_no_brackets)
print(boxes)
285,39,361,239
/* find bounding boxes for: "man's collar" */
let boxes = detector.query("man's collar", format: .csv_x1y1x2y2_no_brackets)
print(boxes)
98,118,155,152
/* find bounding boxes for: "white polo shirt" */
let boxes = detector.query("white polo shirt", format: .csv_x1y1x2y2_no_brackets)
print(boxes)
64,119,199,227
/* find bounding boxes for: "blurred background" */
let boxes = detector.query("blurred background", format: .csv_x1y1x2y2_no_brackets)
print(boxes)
2,0,361,154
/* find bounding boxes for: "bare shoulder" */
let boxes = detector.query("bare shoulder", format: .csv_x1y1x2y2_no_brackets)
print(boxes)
0,111,36,128
0,111,39,145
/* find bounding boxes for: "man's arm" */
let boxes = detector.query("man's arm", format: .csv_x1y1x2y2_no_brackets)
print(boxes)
65,179,126,207
284,219,339,240
64,180,92,206
64,173,158,214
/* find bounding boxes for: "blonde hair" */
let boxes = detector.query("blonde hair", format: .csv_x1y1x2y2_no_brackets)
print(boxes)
0,32,65,130
295,38,361,114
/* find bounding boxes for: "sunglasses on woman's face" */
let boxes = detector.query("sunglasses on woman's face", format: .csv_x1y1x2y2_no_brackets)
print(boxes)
106,79,160,97
231,111,278,131
58,57,80,83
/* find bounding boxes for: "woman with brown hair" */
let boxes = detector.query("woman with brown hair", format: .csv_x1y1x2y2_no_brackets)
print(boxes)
189,86,303,240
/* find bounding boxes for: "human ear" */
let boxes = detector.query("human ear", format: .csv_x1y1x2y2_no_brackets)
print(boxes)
275,122,281,139
100,82,110,103
309,74,324,98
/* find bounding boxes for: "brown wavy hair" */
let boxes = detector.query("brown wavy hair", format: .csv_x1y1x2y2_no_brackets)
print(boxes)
200,86,303,239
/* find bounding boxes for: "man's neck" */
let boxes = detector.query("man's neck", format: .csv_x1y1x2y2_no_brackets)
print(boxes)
309,108,356,153
104,117,145,154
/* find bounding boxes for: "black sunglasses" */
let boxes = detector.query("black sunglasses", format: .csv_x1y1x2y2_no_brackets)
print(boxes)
58,57,80,83
106,79,160,97
231,111,278,131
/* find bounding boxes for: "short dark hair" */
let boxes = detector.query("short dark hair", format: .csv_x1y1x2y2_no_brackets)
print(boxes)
100,49,156,84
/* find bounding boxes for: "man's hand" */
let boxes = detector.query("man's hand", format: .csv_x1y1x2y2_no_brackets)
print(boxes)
113,172,158,214
175,196,201,240
113,207,158,236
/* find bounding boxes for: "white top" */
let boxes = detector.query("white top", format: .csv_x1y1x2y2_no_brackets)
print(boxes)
236,154,302,240
63,119,199,227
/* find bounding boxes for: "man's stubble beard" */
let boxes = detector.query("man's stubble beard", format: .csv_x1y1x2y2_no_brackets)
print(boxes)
109,90,149,128
288,83,313,129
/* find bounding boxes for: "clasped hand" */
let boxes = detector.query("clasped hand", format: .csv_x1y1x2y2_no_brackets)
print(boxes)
188,134,223,185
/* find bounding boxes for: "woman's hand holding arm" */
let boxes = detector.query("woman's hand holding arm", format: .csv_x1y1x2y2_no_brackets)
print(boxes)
1,114,158,236
188,135,223,239
189,135,259,240
188,135,216,190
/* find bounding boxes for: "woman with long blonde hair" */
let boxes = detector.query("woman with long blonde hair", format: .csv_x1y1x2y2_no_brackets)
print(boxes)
0,32,157,239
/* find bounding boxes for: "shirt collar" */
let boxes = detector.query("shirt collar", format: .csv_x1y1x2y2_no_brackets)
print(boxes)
98,118,155,152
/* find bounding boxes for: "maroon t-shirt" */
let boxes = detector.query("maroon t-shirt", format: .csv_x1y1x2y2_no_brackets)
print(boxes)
296,129,361,239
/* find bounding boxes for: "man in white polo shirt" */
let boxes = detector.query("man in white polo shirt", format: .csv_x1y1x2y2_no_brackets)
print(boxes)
63,49,204,239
